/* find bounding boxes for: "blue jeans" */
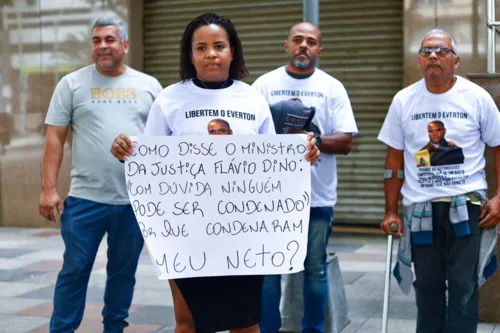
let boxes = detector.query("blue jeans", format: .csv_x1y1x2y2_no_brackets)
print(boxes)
50,197,144,333
260,207,333,333
412,202,480,333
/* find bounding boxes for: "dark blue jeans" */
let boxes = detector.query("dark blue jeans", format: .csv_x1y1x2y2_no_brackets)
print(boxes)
50,196,144,333
412,202,480,333
260,207,333,333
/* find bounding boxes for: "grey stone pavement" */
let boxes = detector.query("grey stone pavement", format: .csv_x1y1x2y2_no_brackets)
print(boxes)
0,227,499,333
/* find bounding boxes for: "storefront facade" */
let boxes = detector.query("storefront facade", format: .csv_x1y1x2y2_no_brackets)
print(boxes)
0,0,496,226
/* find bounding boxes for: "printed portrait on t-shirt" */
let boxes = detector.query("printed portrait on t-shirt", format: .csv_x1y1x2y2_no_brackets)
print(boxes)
414,120,464,168
207,118,233,136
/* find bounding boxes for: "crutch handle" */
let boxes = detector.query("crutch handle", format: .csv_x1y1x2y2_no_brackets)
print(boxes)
389,222,399,233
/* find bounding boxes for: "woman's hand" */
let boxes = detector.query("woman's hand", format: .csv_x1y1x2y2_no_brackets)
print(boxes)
305,132,320,165
110,133,134,161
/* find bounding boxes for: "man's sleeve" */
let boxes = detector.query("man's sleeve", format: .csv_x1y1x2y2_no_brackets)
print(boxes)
329,83,358,136
152,79,163,98
377,96,404,150
143,98,172,136
480,92,500,147
45,77,73,126
251,76,267,97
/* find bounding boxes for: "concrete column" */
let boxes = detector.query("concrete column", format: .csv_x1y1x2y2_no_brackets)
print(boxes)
127,0,144,71
303,0,319,26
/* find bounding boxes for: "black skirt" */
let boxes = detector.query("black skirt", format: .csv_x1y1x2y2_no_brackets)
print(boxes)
173,274,264,332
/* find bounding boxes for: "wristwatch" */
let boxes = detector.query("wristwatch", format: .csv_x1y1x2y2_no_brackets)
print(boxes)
314,133,322,149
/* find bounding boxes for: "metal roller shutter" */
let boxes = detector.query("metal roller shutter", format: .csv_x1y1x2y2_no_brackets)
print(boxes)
143,0,302,86
319,0,404,224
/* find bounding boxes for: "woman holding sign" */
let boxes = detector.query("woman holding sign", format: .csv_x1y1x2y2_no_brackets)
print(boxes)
110,13,320,333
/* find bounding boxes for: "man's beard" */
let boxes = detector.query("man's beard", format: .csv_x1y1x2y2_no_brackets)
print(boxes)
292,57,314,70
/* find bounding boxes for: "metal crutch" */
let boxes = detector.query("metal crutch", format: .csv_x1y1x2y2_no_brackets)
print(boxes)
381,223,398,333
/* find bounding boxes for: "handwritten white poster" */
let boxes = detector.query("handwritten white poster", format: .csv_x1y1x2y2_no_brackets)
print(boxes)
125,134,311,279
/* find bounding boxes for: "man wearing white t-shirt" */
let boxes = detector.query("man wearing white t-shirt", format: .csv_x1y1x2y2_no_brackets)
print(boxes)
378,28,500,333
253,22,358,333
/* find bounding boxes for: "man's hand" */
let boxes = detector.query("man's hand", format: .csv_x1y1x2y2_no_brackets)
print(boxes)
380,213,403,236
110,134,134,161
285,130,320,165
479,195,500,229
39,189,63,222
305,132,320,165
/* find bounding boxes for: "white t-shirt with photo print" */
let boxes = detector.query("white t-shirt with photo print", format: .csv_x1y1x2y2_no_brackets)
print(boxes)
378,75,500,206
252,66,358,207
144,79,275,137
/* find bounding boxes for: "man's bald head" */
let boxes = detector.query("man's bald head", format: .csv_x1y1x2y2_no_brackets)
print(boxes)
285,22,323,73
288,22,322,44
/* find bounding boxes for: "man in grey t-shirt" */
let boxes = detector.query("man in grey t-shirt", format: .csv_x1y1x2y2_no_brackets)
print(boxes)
40,17,162,333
